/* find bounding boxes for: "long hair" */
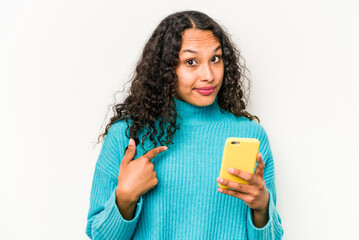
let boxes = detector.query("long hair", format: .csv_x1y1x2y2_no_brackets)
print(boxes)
96,10,259,153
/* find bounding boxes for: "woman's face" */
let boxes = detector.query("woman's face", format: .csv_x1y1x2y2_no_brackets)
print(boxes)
175,29,224,107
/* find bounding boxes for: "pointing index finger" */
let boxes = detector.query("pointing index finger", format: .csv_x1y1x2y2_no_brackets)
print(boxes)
142,146,168,161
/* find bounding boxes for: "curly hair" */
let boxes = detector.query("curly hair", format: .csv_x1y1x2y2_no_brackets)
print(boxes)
96,10,259,153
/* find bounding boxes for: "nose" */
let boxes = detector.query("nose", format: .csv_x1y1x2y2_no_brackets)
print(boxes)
200,63,214,82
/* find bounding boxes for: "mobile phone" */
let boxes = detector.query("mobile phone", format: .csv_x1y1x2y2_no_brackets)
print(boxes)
218,137,260,189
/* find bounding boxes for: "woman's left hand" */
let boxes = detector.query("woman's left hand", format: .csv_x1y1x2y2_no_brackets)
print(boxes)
216,153,269,213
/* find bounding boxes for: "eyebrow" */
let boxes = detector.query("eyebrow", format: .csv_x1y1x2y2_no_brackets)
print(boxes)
179,45,222,55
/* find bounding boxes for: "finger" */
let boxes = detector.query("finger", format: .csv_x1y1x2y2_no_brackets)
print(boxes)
142,145,168,161
216,177,252,194
227,168,255,184
122,138,137,164
254,153,265,177
217,188,253,202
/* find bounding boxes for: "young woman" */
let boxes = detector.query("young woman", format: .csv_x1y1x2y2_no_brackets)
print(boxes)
86,10,283,239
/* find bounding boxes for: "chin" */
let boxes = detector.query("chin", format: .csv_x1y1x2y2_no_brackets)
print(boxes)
190,96,216,107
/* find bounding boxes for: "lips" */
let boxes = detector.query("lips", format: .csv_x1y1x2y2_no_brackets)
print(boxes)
195,86,215,95
196,86,215,90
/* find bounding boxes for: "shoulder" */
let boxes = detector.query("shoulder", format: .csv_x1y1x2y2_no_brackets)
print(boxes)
100,120,131,158
105,120,131,141
226,116,275,168
225,114,268,136
224,114,272,151
96,120,130,178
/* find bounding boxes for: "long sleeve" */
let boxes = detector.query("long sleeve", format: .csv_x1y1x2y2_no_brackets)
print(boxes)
246,126,284,239
86,122,143,239
86,99,284,239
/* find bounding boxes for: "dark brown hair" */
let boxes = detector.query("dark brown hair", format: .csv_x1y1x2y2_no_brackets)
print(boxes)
96,10,259,152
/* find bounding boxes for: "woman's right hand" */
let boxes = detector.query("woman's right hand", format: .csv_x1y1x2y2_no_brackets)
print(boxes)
116,138,168,204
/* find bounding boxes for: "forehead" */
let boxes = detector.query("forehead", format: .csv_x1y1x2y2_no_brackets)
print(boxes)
180,29,220,50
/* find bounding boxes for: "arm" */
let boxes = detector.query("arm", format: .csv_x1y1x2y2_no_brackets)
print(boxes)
251,201,269,228
85,123,143,240
246,127,284,239
86,165,143,240
217,153,283,238
116,188,138,221
247,179,283,239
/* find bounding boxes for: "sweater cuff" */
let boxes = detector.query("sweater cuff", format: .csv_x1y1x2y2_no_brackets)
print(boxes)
247,189,282,239
92,188,143,239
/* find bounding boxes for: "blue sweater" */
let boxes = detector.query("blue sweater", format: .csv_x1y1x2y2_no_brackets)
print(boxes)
86,97,283,239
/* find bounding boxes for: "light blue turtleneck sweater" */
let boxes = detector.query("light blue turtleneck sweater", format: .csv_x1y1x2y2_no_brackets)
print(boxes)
86,97,283,239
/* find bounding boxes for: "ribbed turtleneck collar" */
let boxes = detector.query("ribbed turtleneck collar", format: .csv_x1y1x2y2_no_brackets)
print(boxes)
173,96,223,123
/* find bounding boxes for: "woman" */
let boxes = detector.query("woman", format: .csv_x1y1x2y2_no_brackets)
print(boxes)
86,10,283,239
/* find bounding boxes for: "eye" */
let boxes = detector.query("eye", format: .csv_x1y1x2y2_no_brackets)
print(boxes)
186,59,197,66
212,55,221,63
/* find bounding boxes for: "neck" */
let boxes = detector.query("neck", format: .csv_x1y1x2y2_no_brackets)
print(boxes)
173,96,223,124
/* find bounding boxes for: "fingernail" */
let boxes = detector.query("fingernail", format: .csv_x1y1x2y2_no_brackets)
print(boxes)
217,177,223,183
129,138,134,146
228,168,234,173
163,146,168,150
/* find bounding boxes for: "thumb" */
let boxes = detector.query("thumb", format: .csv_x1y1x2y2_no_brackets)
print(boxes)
122,138,136,164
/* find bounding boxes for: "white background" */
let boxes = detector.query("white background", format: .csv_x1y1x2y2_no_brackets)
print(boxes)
1,0,358,239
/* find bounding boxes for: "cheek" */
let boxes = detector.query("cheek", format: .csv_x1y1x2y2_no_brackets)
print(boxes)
215,63,224,77
176,69,195,90
215,67,224,85
176,79,192,94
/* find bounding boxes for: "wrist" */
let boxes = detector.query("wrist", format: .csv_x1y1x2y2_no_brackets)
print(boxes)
252,204,268,215
253,190,270,214
115,187,138,221
116,187,138,205
253,198,269,215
